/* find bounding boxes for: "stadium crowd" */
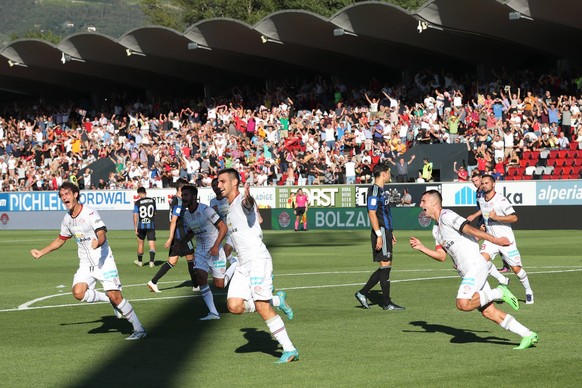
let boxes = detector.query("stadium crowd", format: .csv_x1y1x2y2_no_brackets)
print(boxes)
1,68,581,192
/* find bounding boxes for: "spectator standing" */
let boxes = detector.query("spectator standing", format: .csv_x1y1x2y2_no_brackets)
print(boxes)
344,155,357,184
389,155,415,183
421,157,433,182
557,132,570,150
453,162,468,182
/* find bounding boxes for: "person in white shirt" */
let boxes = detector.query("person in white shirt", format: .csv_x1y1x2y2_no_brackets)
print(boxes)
216,168,299,363
409,190,538,350
477,175,535,304
210,178,238,284
30,182,146,340
181,185,228,320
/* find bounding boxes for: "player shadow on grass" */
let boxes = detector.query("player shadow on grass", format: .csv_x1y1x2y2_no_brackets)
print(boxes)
60,316,133,335
403,321,512,345
235,328,280,357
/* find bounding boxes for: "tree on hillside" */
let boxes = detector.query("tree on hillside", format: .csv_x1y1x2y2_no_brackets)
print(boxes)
140,0,425,29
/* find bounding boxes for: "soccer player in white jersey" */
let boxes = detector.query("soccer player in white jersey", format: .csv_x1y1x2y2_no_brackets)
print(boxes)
30,182,147,340
217,168,299,363
466,173,511,285
210,178,238,284
410,190,538,350
181,185,228,320
211,177,294,320
478,175,534,304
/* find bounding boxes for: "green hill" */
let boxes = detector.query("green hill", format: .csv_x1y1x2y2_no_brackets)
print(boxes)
0,0,149,42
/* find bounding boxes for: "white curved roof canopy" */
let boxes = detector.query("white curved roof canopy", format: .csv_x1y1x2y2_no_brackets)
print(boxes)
0,0,579,99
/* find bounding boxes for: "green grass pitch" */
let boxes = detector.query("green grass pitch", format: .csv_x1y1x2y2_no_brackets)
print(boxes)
1,229,581,387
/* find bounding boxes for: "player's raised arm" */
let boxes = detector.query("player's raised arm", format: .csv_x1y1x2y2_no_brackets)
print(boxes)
242,182,255,213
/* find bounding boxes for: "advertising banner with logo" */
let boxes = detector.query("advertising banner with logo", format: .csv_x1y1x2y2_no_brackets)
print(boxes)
536,181,582,205
271,207,432,230
276,186,354,208
0,186,277,213
355,183,441,208
441,181,537,207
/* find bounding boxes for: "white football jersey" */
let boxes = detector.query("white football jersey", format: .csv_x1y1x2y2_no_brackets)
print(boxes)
59,205,111,267
210,196,230,221
226,193,270,263
433,209,484,276
182,203,221,254
478,192,516,241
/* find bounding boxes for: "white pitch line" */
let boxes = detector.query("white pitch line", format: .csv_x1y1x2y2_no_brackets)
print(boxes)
3,267,581,314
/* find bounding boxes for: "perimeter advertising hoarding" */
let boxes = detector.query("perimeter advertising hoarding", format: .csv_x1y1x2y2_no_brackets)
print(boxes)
440,181,537,207
276,186,355,209
271,207,432,231
0,186,277,212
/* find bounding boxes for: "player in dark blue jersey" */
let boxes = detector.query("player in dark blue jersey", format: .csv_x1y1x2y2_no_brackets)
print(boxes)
134,187,157,268
355,162,405,311
147,178,197,293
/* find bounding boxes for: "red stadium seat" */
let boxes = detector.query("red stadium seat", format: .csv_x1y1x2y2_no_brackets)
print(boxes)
546,158,556,167
558,150,568,159
541,174,553,180
554,158,566,167
553,166,564,176
505,176,514,180
576,149,582,159
519,159,529,168
516,167,526,178
522,151,532,159
571,166,581,176
530,150,540,160
566,150,577,159
522,175,533,180
570,142,579,150
506,167,518,176
549,150,559,159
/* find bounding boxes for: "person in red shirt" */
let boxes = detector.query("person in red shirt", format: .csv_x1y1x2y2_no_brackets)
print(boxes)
492,158,506,180
453,161,468,181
